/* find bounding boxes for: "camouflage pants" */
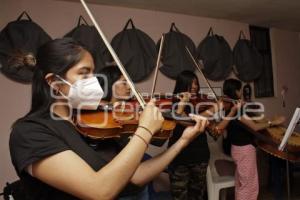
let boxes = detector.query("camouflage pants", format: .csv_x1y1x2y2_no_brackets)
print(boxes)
169,163,208,200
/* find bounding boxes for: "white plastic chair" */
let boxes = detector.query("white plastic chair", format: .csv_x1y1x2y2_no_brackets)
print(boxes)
206,132,235,200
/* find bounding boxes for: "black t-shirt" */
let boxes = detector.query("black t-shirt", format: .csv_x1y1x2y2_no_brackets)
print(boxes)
9,114,141,200
227,119,254,146
168,124,210,166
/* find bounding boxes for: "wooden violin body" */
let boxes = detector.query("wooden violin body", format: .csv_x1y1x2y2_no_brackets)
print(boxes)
74,102,176,140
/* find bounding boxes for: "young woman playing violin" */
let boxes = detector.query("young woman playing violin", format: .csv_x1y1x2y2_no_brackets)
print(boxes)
9,38,209,200
223,78,285,200
167,71,240,200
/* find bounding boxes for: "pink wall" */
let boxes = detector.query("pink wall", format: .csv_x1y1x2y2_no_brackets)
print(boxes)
1,0,299,189
267,29,300,120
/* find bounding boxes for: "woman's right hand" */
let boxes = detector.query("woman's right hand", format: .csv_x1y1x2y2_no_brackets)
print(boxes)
176,92,191,115
231,99,244,113
139,99,164,135
178,92,191,103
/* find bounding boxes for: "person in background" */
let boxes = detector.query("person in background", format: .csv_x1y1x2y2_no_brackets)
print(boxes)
168,71,239,200
223,78,285,200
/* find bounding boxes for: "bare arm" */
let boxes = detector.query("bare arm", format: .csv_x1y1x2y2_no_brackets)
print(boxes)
32,128,150,200
175,92,190,115
214,108,237,131
240,115,286,132
213,101,244,132
130,115,208,186
130,139,186,186
200,102,222,117
31,100,163,200
240,116,269,131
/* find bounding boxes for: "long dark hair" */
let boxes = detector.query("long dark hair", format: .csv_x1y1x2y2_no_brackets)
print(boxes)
223,78,242,100
21,38,89,119
173,71,199,114
99,66,122,101
173,70,199,94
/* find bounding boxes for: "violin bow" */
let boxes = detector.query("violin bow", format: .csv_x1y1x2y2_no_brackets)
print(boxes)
150,34,165,99
185,46,219,102
80,0,146,109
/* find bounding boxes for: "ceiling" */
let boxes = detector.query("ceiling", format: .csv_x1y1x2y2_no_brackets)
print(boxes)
63,0,300,32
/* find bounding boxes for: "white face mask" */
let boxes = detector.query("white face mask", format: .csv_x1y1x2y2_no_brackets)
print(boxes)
56,75,104,110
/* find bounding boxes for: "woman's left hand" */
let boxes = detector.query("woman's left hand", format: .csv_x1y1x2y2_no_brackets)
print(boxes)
231,99,244,113
179,114,209,146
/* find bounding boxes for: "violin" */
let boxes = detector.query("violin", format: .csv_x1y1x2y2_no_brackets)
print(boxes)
74,101,176,141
